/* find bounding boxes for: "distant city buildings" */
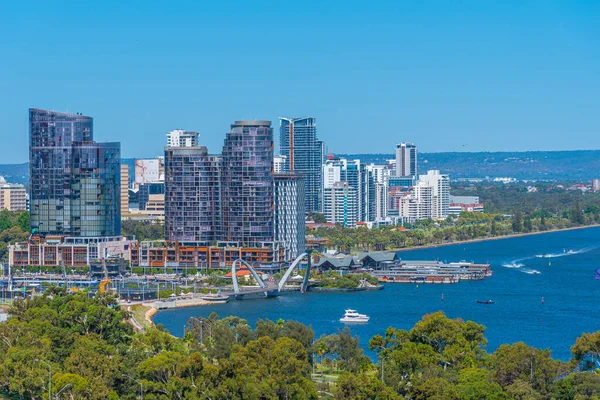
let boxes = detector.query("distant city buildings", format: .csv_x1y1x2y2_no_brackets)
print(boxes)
0,179,27,211
274,174,306,259
274,155,287,174
29,108,120,237
279,117,324,213
323,182,358,227
593,179,600,192
120,165,129,215
166,129,199,148
395,142,417,179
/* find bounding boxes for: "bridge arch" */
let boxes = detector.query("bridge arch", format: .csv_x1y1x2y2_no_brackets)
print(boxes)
231,259,267,294
278,252,313,293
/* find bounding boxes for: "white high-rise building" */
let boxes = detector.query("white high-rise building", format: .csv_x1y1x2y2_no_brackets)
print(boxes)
166,129,199,148
274,155,287,174
323,163,342,189
395,142,417,178
418,170,450,219
274,174,306,259
365,164,390,221
323,182,358,227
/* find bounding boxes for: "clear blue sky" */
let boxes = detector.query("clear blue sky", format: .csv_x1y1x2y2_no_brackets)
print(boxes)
1,0,599,163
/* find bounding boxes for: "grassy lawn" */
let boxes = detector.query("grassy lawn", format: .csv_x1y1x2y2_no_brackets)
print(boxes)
129,304,155,330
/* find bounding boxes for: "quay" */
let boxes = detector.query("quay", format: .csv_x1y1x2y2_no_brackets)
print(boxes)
371,260,492,284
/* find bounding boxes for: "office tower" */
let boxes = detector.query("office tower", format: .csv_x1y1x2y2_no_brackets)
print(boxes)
120,165,129,215
29,108,120,237
274,174,306,259
221,121,274,244
0,180,27,211
418,170,450,218
279,117,323,213
395,142,417,178
164,146,221,241
323,182,358,227
166,129,199,148
593,179,600,192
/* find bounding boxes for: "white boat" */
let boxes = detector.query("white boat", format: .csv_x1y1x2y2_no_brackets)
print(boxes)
340,309,370,323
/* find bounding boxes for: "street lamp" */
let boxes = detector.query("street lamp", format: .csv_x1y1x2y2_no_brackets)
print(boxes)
123,374,143,400
35,359,51,400
55,383,71,400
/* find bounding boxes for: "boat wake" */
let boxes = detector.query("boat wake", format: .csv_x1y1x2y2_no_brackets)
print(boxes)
502,262,525,269
535,247,596,259
521,268,542,275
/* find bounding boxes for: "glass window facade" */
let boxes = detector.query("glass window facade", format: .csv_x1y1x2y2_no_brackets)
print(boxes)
221,121,274,245
29,108,121,237
164,147,221,241
279,117,323,213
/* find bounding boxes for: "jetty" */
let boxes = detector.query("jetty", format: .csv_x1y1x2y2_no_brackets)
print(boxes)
372,260,492,284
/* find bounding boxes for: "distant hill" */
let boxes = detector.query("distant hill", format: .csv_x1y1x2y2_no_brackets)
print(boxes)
0,163,29,184
2,151,600,185
337,150,600,181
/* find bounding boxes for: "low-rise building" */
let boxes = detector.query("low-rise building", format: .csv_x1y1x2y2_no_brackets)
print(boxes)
448,203,485,215
9,236,133,269
129,241,285,271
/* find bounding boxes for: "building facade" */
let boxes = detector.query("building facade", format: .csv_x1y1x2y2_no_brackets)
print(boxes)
418,170,450,219
166,129,199,148
120,165,129,215
164,146,221,242
323,182,358,227
395,142,417,178
29,108,120,237
221,121,274,245
0,182,27,211
274,174,306,259
274,155,287,174
279,117,323,213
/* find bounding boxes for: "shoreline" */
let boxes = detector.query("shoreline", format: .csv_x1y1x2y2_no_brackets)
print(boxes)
145,224,600,325
393,224,600,253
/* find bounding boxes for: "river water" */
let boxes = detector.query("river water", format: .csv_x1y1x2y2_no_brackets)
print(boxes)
154,226,600,361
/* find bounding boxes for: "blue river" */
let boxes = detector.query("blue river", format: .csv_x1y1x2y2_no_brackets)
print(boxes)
154,226,600,361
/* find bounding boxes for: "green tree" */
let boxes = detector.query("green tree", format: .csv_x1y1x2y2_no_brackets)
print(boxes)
512,212,523,233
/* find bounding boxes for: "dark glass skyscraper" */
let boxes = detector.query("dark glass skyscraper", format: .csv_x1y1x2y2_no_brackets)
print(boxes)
164,146,221,241
29,108,120,237
279,117,323,213
221,121,274,245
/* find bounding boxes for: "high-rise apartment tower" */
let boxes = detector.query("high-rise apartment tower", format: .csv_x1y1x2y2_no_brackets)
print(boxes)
221,121,274,245
29,108,120,237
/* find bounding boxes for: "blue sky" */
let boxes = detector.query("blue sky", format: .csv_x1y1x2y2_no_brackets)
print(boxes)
1,0,599,163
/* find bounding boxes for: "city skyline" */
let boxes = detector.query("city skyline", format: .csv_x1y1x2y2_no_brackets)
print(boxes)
1,1,599,163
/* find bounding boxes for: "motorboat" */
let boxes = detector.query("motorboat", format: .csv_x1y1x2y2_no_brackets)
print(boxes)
476,300,494,304
340,309,370,323
200,293,230,303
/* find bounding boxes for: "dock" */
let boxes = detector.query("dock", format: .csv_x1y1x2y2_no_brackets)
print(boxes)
372,260,492,284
